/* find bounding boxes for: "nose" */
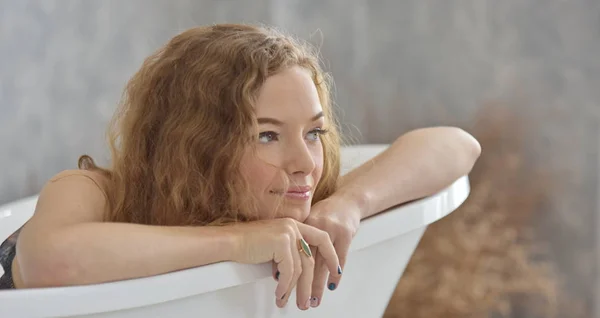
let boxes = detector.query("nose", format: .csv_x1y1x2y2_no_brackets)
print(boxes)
283,139,316,176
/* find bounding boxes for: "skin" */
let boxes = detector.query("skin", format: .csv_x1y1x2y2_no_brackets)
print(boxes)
11,66,339,312
239,66,325,222
11,65,482,312
304,125,482,308
238,66,330,309
241,66,482,309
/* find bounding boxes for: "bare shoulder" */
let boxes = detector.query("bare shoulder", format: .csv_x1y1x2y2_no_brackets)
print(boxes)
26,169,110,230
49,169,110,194
12,169,110,288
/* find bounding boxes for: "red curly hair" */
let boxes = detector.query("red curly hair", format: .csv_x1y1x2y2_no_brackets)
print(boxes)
79,24,341,226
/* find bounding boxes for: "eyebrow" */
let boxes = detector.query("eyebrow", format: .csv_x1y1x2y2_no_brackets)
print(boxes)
257,111,324,126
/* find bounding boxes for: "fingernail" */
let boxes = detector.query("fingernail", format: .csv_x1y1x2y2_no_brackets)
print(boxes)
337,265,343,275
304,298,311,309
275,271,280,280
310,297,319,307
281,293,286,300
328,282,336,291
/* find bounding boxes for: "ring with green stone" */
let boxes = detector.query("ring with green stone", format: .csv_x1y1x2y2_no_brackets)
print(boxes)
297,238,312,257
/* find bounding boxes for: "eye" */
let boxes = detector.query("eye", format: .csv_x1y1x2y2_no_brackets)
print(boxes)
306,128,329,142
258,131,279,143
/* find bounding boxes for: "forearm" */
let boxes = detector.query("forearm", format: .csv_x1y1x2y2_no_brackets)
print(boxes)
338,127,481,219
16,222,236,288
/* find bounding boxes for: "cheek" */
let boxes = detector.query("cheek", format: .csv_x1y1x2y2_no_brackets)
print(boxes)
240,156,279,192
312,146,325,182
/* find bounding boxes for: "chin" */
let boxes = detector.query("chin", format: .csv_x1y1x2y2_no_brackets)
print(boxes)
275,204,311,222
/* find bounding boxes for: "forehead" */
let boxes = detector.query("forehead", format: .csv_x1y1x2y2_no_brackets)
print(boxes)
254,66,323,118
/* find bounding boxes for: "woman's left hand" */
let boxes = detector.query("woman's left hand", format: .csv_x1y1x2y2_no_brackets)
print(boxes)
303,193,362,307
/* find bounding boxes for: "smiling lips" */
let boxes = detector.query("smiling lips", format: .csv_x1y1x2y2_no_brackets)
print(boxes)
270,186,312,200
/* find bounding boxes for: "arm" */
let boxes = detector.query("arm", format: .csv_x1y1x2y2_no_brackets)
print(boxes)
14,175,237,288
305,127,480,301
15,173,342,309
337,127,481,219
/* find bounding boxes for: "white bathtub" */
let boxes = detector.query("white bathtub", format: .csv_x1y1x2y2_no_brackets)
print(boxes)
0,145,470,318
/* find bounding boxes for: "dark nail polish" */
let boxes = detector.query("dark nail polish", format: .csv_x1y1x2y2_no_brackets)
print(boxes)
337,265,343,275
275,271,280,280
328,282,336,291
281,293,286,300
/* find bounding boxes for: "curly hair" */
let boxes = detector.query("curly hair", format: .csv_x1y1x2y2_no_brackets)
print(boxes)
79,24,341,226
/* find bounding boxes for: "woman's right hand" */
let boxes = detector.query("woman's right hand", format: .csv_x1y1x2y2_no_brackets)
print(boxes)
227,218,341,310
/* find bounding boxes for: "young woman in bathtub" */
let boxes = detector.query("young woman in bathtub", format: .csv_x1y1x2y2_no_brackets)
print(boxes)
0,24,481,310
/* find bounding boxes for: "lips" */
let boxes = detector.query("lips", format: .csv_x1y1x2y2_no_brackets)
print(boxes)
269,186,312,200
286,186,311,193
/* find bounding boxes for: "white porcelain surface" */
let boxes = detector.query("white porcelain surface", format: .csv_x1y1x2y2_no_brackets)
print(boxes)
0,145,470,318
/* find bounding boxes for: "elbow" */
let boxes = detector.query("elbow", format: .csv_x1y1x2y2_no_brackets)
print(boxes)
457,127,481,157
408,126,482,176
449,127,481,175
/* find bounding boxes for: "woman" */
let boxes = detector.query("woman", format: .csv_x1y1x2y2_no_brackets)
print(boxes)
0,24,481,310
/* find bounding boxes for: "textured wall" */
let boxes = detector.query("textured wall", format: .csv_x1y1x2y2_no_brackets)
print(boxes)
1,0,599,202
1,0,599,316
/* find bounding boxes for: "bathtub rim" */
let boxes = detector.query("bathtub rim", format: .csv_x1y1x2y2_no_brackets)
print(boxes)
0,175,469,317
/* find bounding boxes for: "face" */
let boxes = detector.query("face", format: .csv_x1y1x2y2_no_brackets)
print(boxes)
240,66,326,222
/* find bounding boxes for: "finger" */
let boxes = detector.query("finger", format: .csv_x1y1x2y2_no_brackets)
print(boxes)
296,222,340,277
310,253,328,308
276,235,302,308
272,261,279,281
308,245,321,305
309,246,317,264
295,238,315,310
326,236,351,292
274,244,294,302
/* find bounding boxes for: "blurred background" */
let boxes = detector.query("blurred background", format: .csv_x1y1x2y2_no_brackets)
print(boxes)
1,1,598,317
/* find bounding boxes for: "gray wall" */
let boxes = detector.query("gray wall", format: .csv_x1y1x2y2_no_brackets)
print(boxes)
1,0,599,316
1,0,599,202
